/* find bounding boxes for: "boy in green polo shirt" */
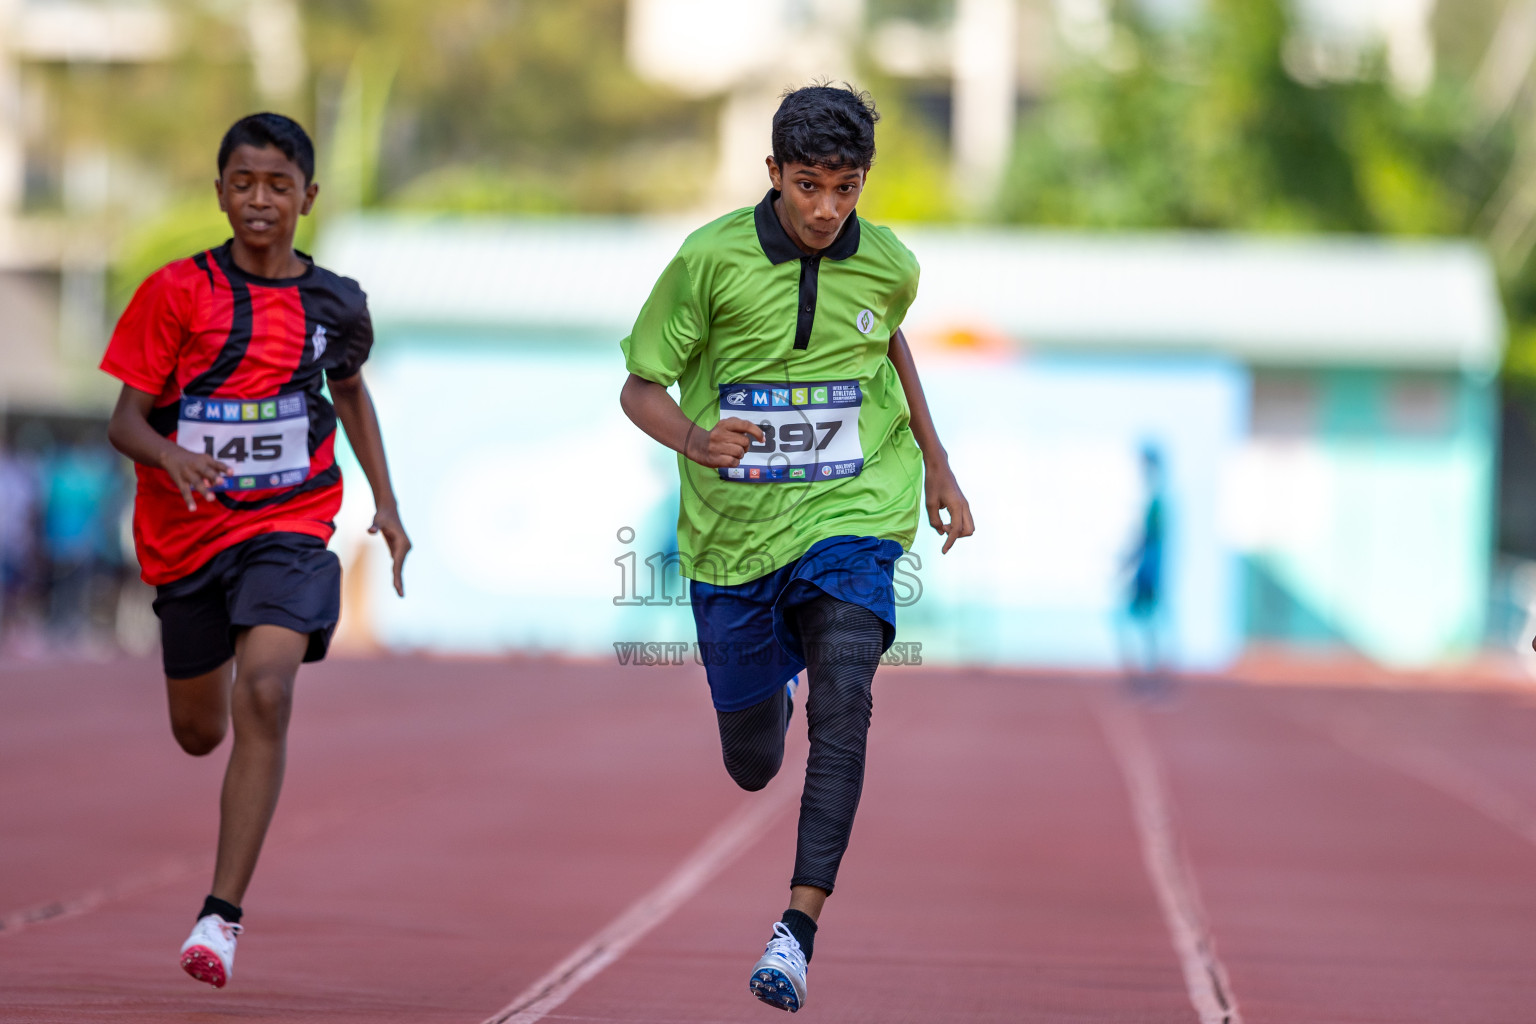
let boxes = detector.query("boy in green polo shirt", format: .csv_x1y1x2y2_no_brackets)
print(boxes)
620,83,973,1012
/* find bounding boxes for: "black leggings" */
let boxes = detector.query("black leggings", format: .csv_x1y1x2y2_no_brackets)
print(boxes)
715,596,884,893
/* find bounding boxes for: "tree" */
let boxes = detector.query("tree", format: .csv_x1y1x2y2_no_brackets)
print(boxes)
104,0,715,303
998,0,1497,238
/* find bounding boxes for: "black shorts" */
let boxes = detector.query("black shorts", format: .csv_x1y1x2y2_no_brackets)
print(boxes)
152,532,342,679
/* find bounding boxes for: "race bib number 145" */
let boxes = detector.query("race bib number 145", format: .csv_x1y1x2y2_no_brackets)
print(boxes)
176,393,310,492
717,380,864,482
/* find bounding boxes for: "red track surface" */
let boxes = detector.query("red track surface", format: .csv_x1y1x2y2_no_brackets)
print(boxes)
3,657,1536,1022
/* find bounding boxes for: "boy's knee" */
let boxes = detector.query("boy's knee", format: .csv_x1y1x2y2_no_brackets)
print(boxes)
726,760,780,792
171,717,226,756
237,671,295,734
722,742,784,791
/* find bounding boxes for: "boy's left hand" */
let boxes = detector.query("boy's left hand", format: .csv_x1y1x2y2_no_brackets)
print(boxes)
925,456,975,554
369,506,412,597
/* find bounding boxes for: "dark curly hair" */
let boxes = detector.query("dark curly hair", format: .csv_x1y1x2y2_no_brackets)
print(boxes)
771,82,879,171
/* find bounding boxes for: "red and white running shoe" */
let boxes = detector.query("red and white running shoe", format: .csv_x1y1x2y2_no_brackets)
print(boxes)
180,914,242,988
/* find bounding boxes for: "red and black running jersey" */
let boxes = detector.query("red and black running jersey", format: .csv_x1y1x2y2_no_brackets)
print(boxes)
101,240,373,585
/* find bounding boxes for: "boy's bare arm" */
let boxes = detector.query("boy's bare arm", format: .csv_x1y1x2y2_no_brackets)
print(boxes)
329,371,411,597
620,372,765,468
887,329,975,554
107,384,228,512
886,329,947,462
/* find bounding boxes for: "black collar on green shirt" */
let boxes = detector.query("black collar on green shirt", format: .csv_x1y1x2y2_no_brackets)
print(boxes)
754,189,861,265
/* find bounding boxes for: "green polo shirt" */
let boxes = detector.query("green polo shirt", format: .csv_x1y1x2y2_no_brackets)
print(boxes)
622,190,924,586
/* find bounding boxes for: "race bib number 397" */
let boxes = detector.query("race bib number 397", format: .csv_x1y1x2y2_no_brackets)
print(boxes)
176,393,310,492
717,380,864,483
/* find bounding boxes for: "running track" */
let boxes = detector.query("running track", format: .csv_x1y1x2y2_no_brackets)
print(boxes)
4,656,1536,1022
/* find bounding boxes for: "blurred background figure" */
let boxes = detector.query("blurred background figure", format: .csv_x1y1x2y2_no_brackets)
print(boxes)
1,415,132,658
40,440,121,649
1119,442,1168,693
0,436,42,647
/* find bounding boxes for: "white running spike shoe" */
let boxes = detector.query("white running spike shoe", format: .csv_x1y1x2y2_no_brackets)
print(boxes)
180,914,243,988
749,921,808,1012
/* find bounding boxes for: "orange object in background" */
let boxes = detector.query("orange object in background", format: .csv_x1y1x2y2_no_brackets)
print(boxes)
907,324,1018,361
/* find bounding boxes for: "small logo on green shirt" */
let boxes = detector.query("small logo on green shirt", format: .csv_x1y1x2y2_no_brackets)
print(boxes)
856,309,875,334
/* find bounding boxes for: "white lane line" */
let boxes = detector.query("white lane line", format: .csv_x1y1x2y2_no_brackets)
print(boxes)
0,855,209,937
1095,698,1243,1024
0,778,449,938
481,783,798,1024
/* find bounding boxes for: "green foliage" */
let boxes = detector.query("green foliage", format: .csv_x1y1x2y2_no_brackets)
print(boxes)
388,165,580,215
94,0,715,306
304,0,716,209
110,193,319,310
41,1,269,196
867,0,954,25
996,0,1536,384
999,0,1487,236
110,194,227,310
324,43,398,214
79,0,1536,384
854,70,954,224
1430,0,1508,83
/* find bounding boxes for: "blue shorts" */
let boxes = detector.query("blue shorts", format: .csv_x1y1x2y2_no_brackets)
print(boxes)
689,535,903,712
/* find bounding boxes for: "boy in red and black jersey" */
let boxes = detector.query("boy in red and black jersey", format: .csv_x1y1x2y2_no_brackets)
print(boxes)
102,113,410,988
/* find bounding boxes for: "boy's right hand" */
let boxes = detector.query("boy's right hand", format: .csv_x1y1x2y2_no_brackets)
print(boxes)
158,447,230,511
686,417,767,468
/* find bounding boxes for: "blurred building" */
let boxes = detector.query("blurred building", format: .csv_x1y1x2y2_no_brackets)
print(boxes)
0,0,301,409
320,215,1501,670
0,0,176,405
626,0,1051,212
